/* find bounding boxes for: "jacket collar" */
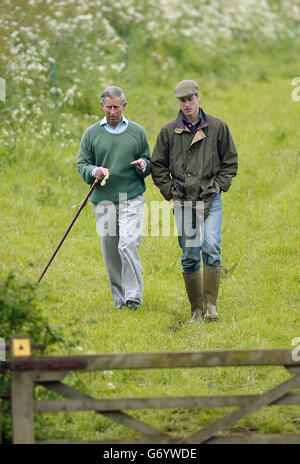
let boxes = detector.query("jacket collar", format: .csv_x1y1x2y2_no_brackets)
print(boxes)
174,108,210,132
174,108,210,146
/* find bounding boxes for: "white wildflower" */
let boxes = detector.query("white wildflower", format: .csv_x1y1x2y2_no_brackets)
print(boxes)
66,85,77,97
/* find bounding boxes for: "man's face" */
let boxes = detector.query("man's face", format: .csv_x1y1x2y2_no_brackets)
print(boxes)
177,94,200,121
101,96,126,128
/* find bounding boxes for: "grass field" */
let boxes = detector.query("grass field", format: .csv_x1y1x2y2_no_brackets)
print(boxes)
0,0,300,442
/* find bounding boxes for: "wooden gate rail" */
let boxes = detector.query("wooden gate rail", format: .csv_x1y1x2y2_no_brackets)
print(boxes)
4,335,300,444
6,347,299,372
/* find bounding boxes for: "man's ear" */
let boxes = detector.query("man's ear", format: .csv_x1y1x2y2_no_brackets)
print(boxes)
123,102,127,110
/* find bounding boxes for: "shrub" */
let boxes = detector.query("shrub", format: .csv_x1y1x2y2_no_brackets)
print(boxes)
0,270,60,443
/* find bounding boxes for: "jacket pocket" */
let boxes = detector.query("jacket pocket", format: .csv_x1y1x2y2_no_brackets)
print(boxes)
171,178,185,200
200,176,220,200
160,181,175,201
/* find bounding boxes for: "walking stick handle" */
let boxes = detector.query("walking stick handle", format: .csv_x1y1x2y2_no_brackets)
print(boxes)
100,172,109,186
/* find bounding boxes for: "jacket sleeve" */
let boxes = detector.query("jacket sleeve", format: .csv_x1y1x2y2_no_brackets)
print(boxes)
151,128,173,201
77,131,97,185
215,121,238,192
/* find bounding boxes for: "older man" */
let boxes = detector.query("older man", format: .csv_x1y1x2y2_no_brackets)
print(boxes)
77,86,150,310
151,80,238,322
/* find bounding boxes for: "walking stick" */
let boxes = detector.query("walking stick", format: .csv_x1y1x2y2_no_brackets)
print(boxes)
38,173,109,282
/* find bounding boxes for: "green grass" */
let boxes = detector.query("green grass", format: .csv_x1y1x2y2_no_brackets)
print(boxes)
1,3,300,442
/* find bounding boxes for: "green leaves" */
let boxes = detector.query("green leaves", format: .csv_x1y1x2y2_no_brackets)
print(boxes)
0,271,45,343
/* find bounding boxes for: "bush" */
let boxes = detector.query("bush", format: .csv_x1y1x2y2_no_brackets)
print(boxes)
0,270,60,443
0,271,47,342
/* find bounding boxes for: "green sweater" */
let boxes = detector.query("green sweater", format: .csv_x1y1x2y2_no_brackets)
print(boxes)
77,120,151,203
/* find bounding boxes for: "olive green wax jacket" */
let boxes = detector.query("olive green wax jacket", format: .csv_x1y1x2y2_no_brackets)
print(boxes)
151,109,238,216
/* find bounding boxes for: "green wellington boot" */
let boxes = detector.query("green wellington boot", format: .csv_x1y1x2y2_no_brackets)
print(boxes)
203,265,221,321
183,271,204,322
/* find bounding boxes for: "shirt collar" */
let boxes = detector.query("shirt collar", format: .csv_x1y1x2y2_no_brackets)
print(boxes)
182,107,202,126
175,107,209,131
100,115,129,126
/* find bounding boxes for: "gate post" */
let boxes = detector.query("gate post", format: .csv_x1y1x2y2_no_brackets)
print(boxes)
10,335,35,444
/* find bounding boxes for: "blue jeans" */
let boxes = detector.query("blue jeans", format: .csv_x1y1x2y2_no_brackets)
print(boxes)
173,193,222,274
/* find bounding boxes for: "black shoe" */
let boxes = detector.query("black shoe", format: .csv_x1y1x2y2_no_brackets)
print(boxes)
126,300,140,311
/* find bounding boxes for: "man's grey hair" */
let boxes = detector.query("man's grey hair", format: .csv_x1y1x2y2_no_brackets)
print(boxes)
100,86,126,105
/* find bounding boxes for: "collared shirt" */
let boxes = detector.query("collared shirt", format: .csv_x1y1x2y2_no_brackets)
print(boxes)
182,108,202,134
100,115,129,134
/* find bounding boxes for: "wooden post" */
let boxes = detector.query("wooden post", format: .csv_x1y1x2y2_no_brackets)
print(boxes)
10,335,35,444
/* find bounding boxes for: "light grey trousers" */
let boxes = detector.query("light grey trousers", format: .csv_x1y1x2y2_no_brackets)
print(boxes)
94,194,145,308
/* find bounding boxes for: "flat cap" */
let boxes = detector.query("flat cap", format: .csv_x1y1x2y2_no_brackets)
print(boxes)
174,80,199,98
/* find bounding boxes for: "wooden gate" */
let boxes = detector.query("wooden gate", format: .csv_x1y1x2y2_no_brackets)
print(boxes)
2,335,300,444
